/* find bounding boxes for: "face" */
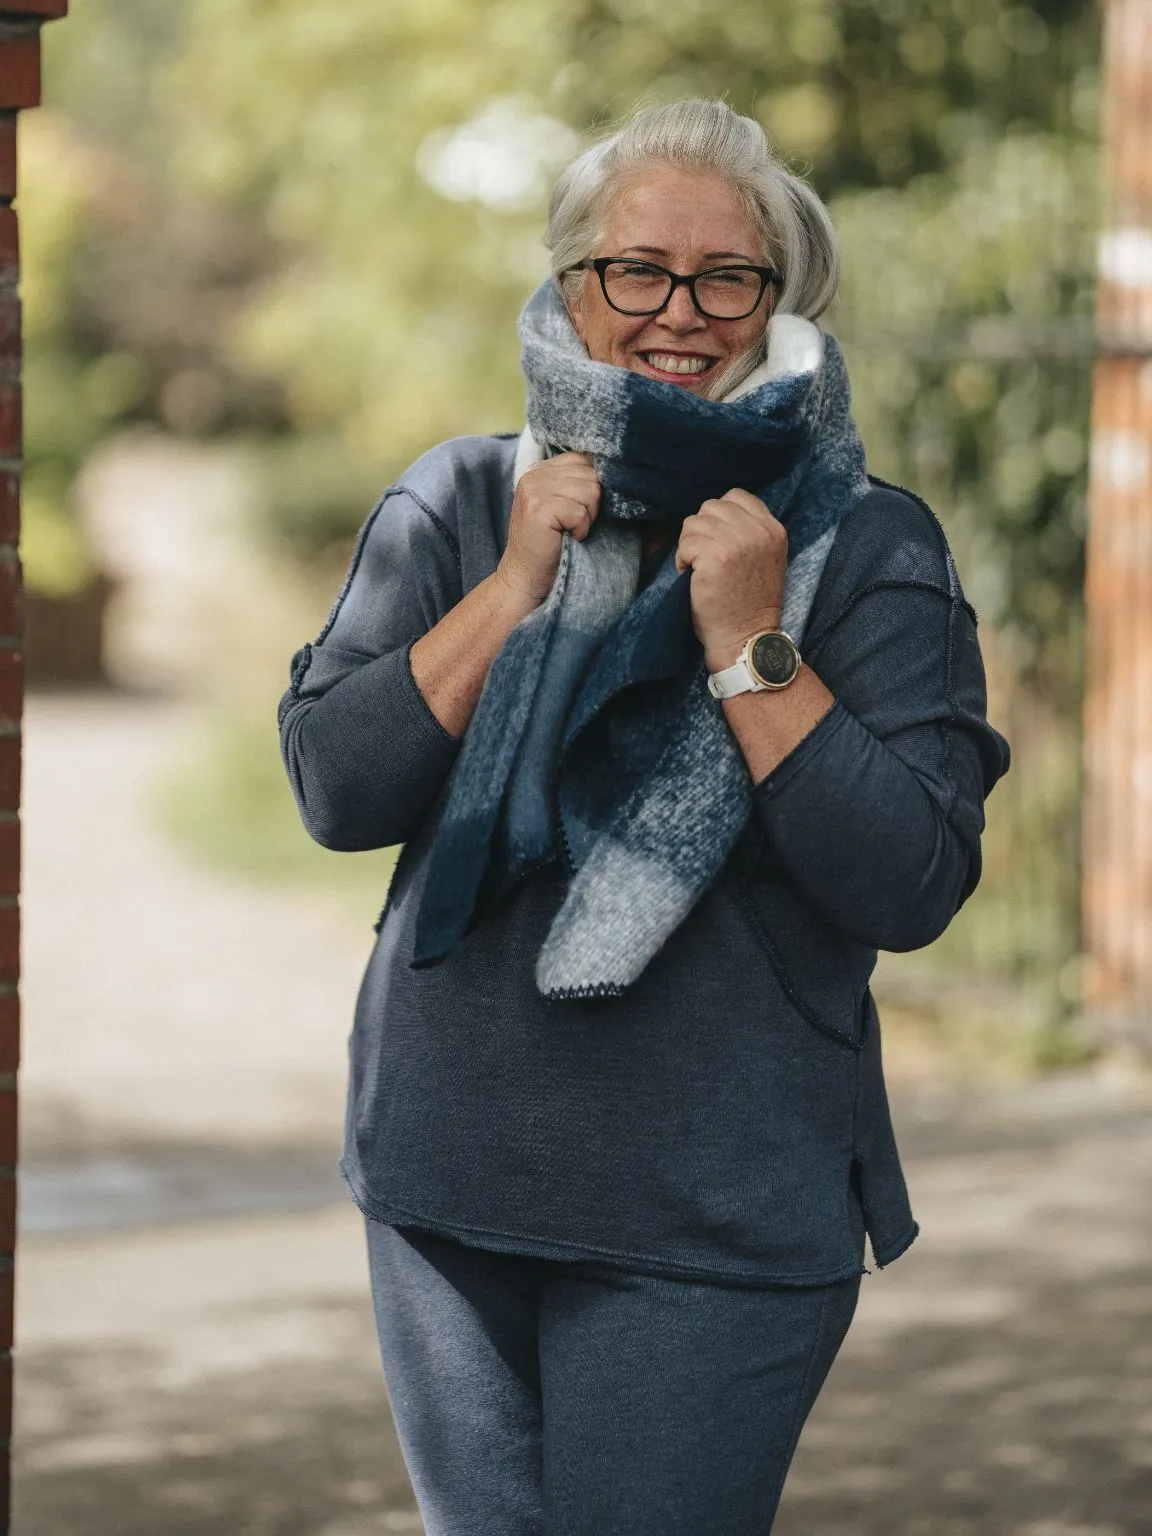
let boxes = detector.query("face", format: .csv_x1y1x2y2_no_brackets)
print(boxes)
566,165,773,399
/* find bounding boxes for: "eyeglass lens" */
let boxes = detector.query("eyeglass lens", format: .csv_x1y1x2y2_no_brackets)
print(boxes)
602,261,763,319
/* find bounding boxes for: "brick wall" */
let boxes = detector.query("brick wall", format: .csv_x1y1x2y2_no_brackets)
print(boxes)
0,3,68,1526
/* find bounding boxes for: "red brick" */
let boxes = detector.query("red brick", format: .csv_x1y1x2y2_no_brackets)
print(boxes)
0,1264,11,1350
0,822,17,899
0,1091,13,1168
0,380,18,457
0,470,17,546
0,1278,11,1359
0,650,17,726
0,1353,11,1439
0,909,13,987
0,114,14,203
0,994,16,1073
0,740,17,812
0,207,14,288
0,32,39,111
0,560,18,637
0,0,67,17
0,293,17,375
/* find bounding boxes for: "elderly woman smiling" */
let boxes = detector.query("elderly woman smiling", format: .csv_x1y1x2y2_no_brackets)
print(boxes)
279,99,1009,1535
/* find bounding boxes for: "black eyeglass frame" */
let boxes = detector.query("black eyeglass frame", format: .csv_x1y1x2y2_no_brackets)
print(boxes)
571,256,782,320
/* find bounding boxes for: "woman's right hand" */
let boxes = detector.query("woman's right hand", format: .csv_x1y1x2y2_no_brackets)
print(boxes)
494,451,601,609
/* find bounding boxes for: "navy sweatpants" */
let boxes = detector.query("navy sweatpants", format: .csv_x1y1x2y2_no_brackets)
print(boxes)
364,1200,864,1536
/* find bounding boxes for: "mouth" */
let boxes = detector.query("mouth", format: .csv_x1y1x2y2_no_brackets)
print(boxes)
635,351,718,383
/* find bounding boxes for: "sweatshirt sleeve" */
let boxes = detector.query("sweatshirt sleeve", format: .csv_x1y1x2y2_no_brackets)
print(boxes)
278,487,465,852
750,578,1010,954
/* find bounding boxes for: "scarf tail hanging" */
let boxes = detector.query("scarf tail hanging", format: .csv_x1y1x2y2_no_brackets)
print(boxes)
412,278,870,997
537,672,752,998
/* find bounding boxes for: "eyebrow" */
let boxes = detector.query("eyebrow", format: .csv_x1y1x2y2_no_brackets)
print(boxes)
619,245,758,263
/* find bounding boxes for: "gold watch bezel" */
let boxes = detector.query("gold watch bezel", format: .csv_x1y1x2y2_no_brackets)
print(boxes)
742,629,802,690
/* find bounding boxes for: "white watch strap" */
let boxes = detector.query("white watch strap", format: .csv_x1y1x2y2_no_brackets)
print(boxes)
706,657,762,699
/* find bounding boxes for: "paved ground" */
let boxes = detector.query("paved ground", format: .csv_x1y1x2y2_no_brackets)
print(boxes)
13,694,1152,1534
15,1097,1152,1536
20,692,369,1160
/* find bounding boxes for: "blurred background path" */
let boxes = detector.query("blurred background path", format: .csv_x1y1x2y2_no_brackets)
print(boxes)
21,689,366,1170
13,691,1152,1535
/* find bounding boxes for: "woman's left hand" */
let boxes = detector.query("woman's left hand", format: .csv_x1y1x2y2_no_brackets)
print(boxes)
675,489,788,669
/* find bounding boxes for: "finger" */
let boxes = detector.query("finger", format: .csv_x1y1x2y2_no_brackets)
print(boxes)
693,496,747,526
720,487,775,520
552,473,605,503
551,497,596,535
555,486,600,524
538,467,602,504
675,525,710,572
677,521,728,556
524,464,600,495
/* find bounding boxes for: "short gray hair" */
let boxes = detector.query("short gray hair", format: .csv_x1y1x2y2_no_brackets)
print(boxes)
545,98,839,321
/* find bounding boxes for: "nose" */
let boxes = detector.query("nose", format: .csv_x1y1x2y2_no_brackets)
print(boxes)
658,281,706,332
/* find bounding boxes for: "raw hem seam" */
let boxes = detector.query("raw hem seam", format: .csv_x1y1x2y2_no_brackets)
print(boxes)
871,1219,920,1268
340,1161,871,1288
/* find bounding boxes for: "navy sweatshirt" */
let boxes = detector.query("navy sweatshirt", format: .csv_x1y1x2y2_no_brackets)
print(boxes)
279,432,1010,1285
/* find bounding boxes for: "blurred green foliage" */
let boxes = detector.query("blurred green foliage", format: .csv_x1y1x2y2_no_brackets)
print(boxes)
29,0,287,593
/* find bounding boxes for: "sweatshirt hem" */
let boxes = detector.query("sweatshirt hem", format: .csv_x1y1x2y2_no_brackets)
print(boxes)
871,1218,920,1268
340,1161,872,1289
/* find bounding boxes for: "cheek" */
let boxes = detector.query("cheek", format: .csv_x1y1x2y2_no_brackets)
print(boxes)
731,318,768,358
610,320,647,359
585,311,643,365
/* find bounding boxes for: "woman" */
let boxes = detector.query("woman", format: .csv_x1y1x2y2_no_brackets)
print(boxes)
280,99,1009,1535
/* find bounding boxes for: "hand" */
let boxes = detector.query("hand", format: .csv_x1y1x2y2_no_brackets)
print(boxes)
494,451,601,609
675,488,787,669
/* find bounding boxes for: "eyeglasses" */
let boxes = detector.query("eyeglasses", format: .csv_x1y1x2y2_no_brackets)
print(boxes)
571,257,781,321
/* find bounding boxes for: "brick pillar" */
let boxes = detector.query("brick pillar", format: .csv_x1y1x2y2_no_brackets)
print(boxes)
1084,0,1152,1049
0,3,67,1527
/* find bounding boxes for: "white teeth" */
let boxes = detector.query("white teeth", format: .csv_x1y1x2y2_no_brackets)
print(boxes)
644,353,710,376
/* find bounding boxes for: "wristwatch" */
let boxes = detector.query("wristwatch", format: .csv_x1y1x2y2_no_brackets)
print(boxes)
706,629,802,698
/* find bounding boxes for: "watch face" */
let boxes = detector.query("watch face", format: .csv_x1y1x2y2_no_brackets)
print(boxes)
750,632,799,687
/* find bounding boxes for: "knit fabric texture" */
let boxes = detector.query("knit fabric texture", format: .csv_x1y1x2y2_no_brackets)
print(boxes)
411,276,872,998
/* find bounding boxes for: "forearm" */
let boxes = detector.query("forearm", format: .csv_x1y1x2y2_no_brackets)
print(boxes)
706,645,836,785
409,570,538,739
280,641,461,850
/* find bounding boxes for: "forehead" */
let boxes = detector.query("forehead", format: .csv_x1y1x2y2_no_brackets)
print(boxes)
600,166,761,261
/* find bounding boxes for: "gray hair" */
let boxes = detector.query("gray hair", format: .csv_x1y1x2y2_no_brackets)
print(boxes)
545,99,840,322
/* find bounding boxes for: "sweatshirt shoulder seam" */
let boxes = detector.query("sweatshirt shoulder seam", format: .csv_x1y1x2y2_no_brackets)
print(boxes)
396,484,462,562
312,491,393,648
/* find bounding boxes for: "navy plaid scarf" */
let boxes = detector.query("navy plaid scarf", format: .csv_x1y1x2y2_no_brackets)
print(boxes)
412,277,870,998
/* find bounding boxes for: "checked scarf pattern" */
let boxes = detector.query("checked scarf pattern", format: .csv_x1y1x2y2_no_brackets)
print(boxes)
411,277,870,999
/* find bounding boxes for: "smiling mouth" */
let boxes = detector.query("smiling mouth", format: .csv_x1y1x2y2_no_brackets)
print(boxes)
638,352,716,378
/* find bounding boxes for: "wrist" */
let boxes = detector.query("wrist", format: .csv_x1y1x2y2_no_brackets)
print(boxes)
490,566,544,624
703,615,783,674
706,626,803,698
